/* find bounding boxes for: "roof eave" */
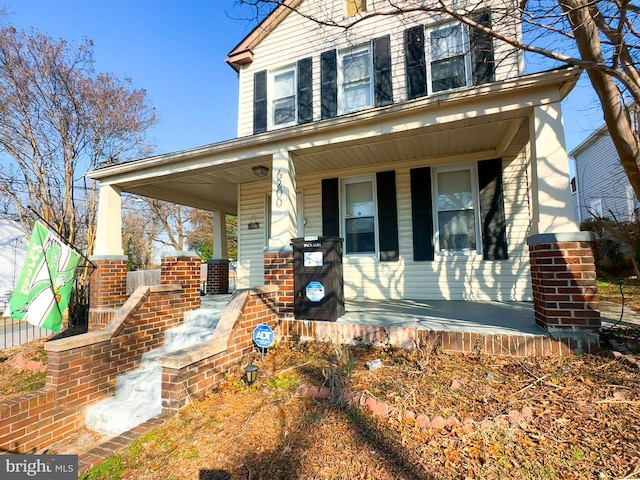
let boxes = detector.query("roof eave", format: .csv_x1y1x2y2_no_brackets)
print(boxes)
225,0,303,71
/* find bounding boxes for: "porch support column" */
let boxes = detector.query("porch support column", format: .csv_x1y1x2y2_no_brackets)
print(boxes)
93,184,124,256
206,210,229,295
529,102,579,235
89,184,127,330
265,150,296,319
527,103,600,353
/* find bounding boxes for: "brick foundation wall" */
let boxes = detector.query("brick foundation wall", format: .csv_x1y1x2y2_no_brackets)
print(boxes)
264,250,294,319
206,259,230,294
276,319,574,357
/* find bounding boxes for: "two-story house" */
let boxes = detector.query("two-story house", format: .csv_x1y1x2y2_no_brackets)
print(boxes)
87,0,597,341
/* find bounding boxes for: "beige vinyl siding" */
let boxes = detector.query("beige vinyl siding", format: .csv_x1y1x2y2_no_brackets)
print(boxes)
238,150,532,301
236,0,523,137
237,180,271,288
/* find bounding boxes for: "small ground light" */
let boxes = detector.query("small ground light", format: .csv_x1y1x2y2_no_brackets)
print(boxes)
244,362,258,385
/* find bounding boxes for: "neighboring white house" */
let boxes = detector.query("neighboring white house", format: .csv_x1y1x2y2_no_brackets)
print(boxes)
570,120,640,224
86,0,580,304
0,217,28,300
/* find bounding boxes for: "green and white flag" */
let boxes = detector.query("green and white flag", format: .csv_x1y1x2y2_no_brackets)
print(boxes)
3,221,81,332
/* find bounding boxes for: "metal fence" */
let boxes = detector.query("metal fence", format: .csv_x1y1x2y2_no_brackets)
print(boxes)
1,297,54,350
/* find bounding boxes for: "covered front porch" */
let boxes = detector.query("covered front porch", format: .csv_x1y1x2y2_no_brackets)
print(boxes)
85,66,600,351
202,295,631,355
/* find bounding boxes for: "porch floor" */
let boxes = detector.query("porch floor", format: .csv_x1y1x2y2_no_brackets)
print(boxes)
200,294,639,336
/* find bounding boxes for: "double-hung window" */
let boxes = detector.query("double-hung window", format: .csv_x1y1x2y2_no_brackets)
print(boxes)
434,166,480,253
427,23,472,94
339,45,373,114
342,175,377,255
269,66,296,128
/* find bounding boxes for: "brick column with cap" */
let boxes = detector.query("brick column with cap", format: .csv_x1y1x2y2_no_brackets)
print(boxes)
160,251,202,312
88,255,128,330
527,232,600,353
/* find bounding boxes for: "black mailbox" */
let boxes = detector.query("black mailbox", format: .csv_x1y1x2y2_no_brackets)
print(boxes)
292,236,344,322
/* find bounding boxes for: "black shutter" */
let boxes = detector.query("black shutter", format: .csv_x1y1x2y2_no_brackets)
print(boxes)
297,57,313,124
410,167,434,261
470,10,495,86
376,171,399,261
253,70,267,134
478,158,508,260
322,178,340,237
373,35,393,107
404,26,427,100
321,50,337,119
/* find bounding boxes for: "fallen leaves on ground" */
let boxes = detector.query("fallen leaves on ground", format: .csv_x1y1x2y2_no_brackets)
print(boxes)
76,341,640,480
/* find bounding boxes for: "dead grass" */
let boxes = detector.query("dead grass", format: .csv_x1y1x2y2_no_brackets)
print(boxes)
0,339,47,401
3,291,640,479
76,341,640,480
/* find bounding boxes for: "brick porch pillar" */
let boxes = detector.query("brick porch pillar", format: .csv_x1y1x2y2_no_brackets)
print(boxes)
161,251,201,311
264,249,294,319
527,232,600,353
206,259,230,294
88,255,128,330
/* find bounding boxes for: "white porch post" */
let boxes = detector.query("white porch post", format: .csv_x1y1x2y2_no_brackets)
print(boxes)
93,184,124,256
529,102,579,235
212,210,228,259
268,150,298,248
264,150,296,319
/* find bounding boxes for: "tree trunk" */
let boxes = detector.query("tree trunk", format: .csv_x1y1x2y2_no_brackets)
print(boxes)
560,0,640,200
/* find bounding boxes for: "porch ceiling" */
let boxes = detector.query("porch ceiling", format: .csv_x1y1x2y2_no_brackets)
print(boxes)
103,111,528,215
292,111,528,176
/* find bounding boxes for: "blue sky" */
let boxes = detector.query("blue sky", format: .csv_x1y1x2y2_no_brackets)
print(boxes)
3,0,603,156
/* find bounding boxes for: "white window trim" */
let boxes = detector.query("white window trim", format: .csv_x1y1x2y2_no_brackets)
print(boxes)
337,43,374,115
340,174,379,257
267,65,297,130
432,163,482,256
425,22,473,96
589,198,603,219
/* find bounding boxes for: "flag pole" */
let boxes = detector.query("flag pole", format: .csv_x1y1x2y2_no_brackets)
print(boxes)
27,206,97,271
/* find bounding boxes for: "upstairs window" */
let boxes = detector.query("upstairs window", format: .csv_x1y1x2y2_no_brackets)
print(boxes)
253,58,312,134
404,12,494,100
270,66,296,128
428,23,470,93
339,45,373,114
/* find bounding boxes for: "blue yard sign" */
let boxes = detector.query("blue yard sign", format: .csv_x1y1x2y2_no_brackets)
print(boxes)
253,324,275,349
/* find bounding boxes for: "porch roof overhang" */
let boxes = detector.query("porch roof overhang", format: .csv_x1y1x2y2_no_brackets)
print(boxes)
85,67,581,215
